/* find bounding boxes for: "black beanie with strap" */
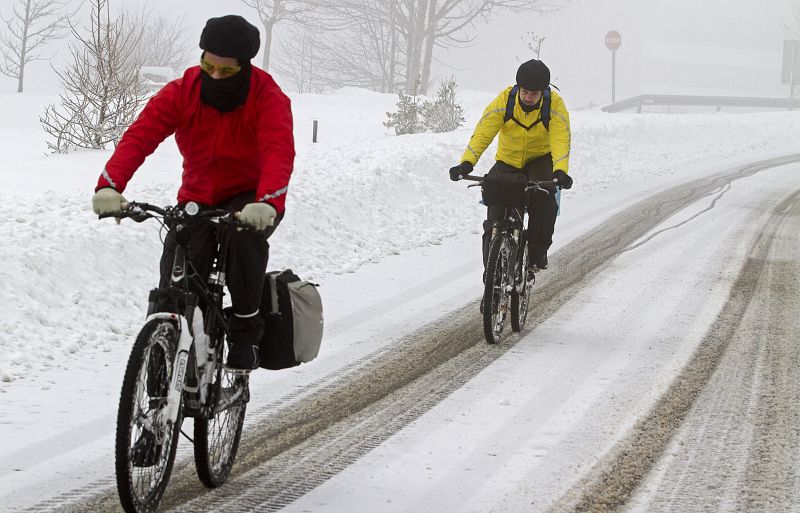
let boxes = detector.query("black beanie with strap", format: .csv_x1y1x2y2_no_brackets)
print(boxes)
516,59,550,91
199,15,260,61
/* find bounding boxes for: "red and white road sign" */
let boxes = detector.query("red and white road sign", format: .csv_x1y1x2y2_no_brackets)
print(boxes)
605,31,622,51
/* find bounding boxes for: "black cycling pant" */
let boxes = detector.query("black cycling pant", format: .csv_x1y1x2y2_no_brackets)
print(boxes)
158,190,281,342
482,155,557,266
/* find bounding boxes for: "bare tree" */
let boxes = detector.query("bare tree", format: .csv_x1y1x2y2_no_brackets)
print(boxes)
40,0,146,152
520,31,545,59
790,0,800,37
413,0,558,93
0,0,77,92
305,0,557,94
128,8,193,74
273,25,321,93
285,0,404,93
240,0,324,70
788,0,800,97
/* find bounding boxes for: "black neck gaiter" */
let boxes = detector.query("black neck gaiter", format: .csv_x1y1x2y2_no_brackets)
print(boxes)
200,63,252,112
520,97,541,113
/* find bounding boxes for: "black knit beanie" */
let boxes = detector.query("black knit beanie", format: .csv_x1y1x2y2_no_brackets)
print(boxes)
199,15,260,61
516,59,550,91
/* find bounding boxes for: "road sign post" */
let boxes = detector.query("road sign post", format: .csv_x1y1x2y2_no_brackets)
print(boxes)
605,31,622,103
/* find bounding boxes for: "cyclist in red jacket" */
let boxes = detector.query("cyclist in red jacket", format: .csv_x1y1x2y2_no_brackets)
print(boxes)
91,15,295,370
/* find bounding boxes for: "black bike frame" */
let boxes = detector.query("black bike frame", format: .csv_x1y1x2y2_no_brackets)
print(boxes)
107,204,236,416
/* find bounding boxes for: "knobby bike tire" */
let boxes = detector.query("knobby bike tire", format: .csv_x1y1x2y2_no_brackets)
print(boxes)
511,230,532,332
483,234,515,344
115,319,183,513
194,340,248,488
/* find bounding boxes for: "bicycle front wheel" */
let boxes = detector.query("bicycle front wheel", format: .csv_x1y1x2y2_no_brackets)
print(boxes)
511,230,533,332
115,319,182,513
483,234,514,344
194,341,248,488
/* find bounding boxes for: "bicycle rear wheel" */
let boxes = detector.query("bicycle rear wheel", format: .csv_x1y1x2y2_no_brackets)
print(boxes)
115,319,182,513
483,235,514,344
511,230,533,332
194,340,248,488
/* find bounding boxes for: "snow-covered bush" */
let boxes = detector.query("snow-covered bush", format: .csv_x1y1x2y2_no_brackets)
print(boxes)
384,87,425,135
421,77,465,133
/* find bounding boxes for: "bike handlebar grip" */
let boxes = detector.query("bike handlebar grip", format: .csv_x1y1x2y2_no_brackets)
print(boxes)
138,203,168,216
98,211,127,220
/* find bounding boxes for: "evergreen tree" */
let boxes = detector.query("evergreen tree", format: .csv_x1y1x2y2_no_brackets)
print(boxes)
384,84,424,135
421,77,465,133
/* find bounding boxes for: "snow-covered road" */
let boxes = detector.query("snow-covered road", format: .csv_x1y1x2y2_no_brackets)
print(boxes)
233,157,800,513
13,154,800,513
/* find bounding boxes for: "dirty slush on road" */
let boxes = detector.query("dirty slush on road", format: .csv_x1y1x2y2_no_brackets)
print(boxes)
34,155,800,513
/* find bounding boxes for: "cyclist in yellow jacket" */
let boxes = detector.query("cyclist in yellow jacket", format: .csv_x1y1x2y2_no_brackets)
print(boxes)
449,59,572,273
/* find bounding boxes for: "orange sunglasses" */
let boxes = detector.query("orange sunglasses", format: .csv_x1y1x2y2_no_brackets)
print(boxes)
200,58,241,78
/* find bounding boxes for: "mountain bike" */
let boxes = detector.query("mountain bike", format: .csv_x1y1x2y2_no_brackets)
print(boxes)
101,201,251,513
462,174,557,344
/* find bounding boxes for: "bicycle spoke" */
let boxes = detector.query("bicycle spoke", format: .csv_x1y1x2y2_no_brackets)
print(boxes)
194,344,247,487
116,319,181,513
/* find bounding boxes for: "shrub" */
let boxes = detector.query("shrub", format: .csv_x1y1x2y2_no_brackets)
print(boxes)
384,86,425,136
421,77,465,133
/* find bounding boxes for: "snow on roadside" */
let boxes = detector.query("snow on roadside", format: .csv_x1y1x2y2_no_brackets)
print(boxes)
0,87,799,383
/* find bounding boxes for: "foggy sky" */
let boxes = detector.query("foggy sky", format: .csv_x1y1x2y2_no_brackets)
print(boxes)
0,0,793,106
446,0,790,106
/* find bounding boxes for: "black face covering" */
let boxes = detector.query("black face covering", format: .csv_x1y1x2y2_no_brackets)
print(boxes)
520,97,542,113
200,62,252,112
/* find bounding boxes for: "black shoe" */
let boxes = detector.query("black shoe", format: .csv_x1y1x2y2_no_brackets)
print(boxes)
131,429,161,467
227,314,264,370
530,253,548,273
226,341,260,370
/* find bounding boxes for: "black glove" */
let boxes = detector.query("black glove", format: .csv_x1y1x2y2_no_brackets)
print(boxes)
449,161,473,181
553,170,573,189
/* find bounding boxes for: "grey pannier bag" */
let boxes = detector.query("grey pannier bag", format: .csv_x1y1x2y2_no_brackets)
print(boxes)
259,270,324,370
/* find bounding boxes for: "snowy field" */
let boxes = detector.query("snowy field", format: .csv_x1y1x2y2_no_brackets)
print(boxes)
1,86,799,511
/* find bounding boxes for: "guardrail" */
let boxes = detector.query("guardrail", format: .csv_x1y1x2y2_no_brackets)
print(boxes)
602,95,800,113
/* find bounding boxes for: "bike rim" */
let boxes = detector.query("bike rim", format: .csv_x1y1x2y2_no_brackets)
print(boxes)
200,340,247,481
491,242,512,340
206,371,246,475
518,243,531,327
128,323,178,502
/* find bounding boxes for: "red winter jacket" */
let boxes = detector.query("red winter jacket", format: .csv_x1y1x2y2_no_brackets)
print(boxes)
96,66,295,212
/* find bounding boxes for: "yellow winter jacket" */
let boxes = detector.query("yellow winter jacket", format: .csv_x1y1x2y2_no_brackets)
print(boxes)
461,86,571,173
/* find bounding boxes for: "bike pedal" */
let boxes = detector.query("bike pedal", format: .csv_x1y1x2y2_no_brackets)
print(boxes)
148,397,167,410
223,366,253,376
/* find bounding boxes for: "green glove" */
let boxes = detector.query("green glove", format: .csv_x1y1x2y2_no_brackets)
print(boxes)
92,188,127,215
238,202,277,231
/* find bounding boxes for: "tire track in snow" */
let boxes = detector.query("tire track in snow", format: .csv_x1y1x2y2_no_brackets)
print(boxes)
36,154,800,513
547,186,800,513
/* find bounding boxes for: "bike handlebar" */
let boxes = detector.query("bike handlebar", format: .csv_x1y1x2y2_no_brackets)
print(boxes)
459,174,560,189
98,201,238,225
